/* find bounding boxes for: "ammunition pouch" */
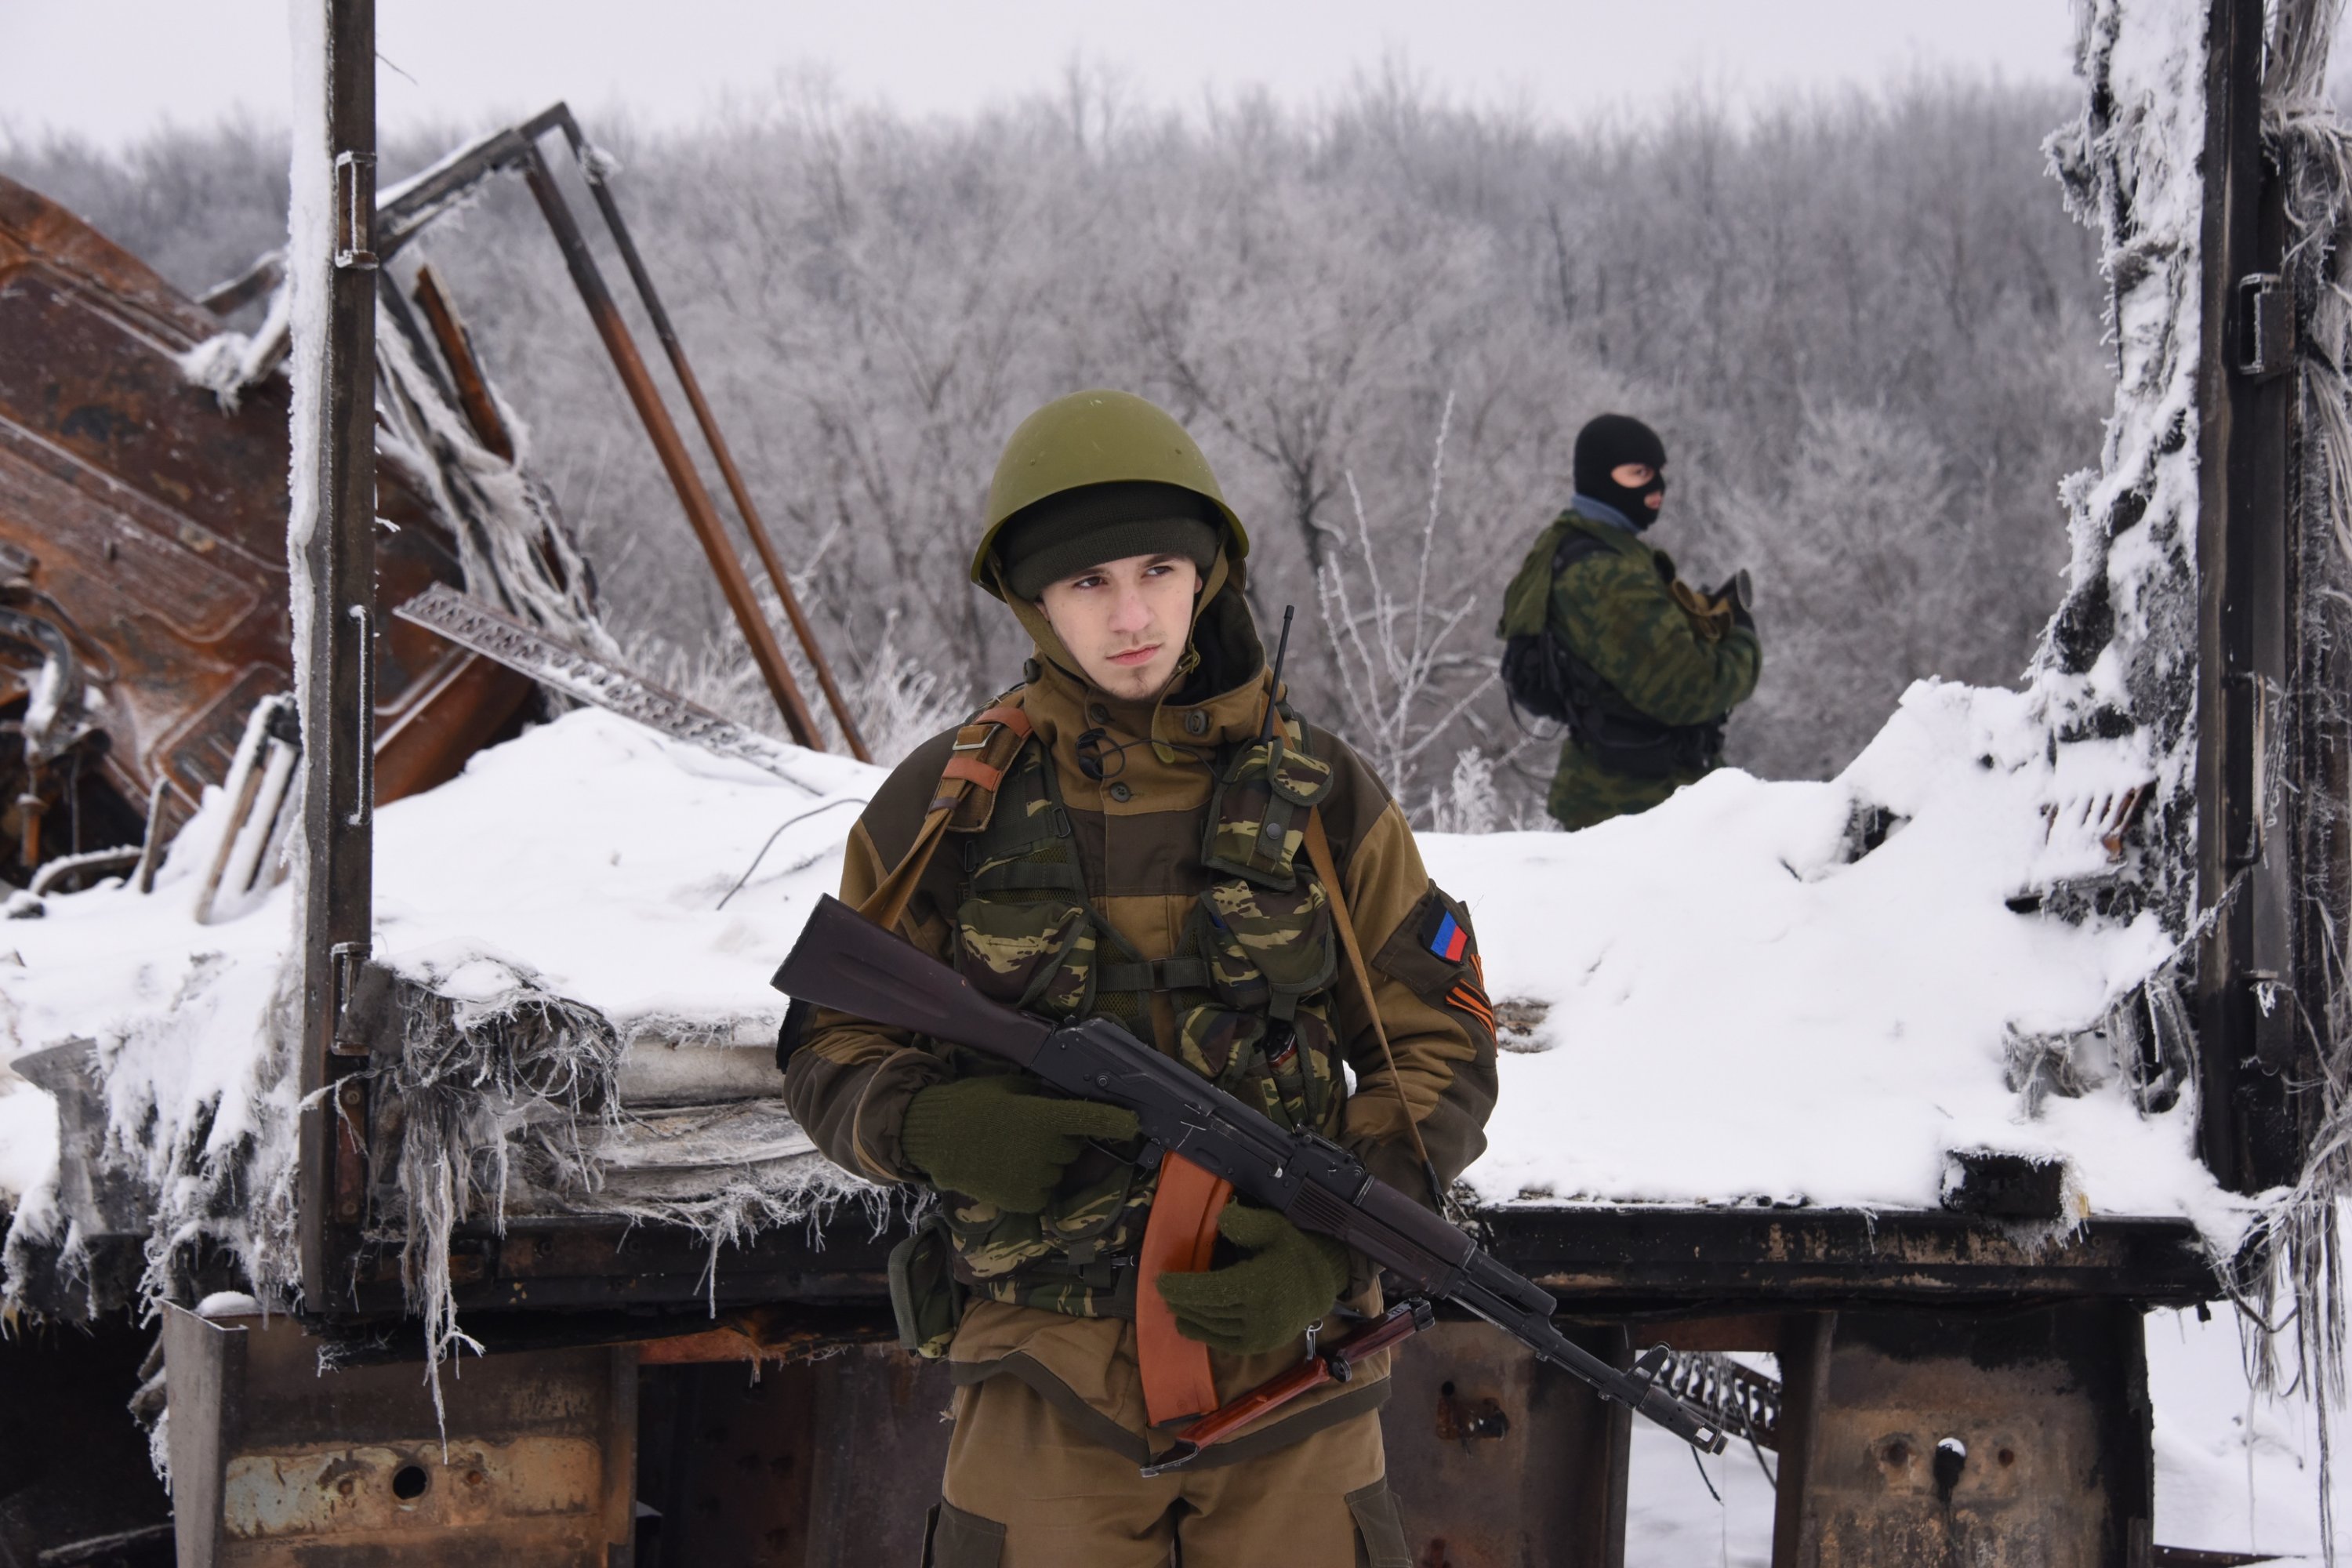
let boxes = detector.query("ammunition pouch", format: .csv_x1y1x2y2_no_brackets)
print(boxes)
930,715,1346,1323
889,1210,969,1359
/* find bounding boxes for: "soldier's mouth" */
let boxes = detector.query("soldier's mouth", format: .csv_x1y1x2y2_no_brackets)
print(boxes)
1106,644,1163,666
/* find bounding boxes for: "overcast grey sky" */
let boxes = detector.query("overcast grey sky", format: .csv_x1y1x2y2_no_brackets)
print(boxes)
0,1,2079,148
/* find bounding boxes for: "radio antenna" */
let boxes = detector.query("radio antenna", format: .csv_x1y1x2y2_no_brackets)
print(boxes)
1258,605,1296,742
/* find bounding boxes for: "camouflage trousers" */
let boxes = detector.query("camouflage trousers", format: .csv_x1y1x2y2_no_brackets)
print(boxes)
1545,738,1714,832
924,1374,1410,1567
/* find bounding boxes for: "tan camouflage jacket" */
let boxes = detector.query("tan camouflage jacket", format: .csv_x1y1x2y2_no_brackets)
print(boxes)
782,602,1499,1461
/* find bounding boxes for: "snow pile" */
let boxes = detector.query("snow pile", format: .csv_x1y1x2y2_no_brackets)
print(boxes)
1436,677,2231,1232
0,784,303,1313
0,690,2236,1269
0,706,878,1316
367,705,873,1028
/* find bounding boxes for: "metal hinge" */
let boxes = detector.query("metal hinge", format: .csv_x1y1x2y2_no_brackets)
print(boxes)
2235,272,2292,379
2225,671,2268,870
2247,970,2299,1074
330,940,372,1054
333,151,378,270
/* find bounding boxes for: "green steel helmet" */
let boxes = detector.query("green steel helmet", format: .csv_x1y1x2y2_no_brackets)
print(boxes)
971,389,1249,598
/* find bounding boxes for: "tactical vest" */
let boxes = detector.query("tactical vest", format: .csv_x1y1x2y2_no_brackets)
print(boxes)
1497,514,1727,779
933,711,1347,1320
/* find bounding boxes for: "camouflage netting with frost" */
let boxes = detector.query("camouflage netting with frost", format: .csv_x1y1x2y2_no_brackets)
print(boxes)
2038,0,2209,934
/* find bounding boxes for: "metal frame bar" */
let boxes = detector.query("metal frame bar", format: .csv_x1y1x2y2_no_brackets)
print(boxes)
376,104,866,757
536,110,871,762
294,0,378,1308
2194,0,2302,1192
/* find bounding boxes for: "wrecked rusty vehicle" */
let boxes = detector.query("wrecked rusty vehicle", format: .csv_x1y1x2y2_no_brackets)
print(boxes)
0,170,547,897
2,1,2340,1558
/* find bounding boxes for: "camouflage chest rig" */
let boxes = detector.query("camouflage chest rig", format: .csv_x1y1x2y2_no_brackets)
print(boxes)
920,691,1346,1323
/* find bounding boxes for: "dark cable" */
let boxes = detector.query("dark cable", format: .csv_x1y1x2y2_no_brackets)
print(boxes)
716,797,865,910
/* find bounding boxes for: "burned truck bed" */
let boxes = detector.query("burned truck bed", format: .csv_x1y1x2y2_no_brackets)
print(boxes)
0,172,543,889
0,51,2274,1564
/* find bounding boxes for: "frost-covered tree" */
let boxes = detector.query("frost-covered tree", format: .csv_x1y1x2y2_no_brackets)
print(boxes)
2,73,2108,808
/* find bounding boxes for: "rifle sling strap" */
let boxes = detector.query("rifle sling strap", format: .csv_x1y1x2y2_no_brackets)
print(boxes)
856,702,1033,933
1302,808,1444,1207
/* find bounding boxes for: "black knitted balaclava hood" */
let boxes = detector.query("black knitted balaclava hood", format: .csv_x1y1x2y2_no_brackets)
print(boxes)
1573,413,1668,528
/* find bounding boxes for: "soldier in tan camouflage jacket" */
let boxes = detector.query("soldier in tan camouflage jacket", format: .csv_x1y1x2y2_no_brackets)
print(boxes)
782,390,1498,1568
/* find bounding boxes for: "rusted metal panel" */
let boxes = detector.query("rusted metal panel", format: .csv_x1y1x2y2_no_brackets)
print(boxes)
164,1306,636,1567
0,178,293,851
1380,1319,1630,1568
1771,1305,2151,1568
634,1325,1639,1567
637,1344,953,1568
223,1437,603,1538
0,168,534,900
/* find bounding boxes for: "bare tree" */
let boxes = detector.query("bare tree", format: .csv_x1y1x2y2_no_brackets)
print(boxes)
5,71,2108,807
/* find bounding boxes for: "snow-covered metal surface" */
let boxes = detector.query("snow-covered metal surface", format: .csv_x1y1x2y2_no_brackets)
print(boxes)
1454,680,2227,1233
0,691,2240,1319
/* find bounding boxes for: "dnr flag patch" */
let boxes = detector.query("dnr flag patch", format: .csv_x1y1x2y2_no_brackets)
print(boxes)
1428,909,1468,964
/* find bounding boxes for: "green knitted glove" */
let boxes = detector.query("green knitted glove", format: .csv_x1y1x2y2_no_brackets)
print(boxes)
1156,1202,1352,1356
899,1074,1139,1214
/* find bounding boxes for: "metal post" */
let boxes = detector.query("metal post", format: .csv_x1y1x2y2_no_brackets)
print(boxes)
370,106,869,760
294,0,378,1308
541,111,872,762
510,140,829,753
2194,0,2300,1192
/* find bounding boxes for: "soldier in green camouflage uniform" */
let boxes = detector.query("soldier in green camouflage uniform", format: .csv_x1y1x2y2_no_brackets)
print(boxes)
782,390,1497,1566
1499,414,1761,830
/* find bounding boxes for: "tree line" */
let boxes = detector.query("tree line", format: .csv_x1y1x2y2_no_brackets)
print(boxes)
5,70,2107,822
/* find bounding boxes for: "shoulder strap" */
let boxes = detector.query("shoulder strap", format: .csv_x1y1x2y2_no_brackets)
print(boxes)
1551,526,1617,576
857,701,1033,932
1301,808,1446,1211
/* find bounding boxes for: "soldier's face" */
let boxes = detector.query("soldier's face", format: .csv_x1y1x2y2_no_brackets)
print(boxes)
1036,552,1202,701
1610,463,1665,512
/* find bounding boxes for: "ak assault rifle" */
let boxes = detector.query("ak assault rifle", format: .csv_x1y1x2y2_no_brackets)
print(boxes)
772,894,1730,1457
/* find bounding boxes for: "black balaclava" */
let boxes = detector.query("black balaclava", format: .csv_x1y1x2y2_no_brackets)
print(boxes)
1572,413,1668,528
